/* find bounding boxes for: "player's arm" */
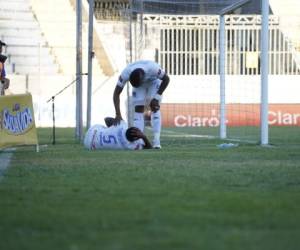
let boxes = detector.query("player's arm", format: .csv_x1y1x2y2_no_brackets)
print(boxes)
113,72,129,124
140,133,152,149
113,85,124,124
128,127,152,149
157,74,170,96
135,129,152,149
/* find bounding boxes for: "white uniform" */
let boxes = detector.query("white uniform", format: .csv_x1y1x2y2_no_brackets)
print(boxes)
84,122,144,150
117,60,166,106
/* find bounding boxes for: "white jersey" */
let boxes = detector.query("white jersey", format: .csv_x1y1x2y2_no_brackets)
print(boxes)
84,122,144,150
117,60,165,89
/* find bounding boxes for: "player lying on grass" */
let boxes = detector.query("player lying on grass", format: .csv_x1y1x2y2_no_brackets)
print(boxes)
84,117,152,150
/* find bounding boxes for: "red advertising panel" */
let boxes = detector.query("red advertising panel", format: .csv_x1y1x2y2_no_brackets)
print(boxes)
161,103,300,127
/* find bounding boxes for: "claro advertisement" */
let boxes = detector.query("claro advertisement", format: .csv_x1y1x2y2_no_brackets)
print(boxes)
161,103,300,127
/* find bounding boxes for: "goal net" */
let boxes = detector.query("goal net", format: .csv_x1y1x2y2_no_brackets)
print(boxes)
120,0,300,144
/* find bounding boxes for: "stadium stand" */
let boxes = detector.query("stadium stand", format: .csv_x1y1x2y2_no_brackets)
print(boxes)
29,0,111,76
94,0,300,51
94,0,128,21
269,0,300,69
0,0,118,126
0,0,58,75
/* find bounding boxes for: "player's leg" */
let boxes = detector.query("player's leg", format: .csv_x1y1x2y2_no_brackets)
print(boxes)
134,105,145,132
148,79,162,149
132,87,146,132
151,110,161,149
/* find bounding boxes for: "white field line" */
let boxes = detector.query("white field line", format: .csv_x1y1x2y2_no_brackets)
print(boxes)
162,129,257,144
0,148,15,182
162,129,216,139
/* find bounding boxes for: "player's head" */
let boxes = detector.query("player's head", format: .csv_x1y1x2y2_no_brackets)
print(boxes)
129,68,145,88
126,127,141,142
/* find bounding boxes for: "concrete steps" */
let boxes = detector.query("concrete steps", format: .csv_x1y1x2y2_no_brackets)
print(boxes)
0,0,59,75
270,0,300,49
270,0,300,70
29,0,107,76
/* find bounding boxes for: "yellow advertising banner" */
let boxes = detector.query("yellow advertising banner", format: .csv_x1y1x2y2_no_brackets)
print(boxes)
0,94,38,149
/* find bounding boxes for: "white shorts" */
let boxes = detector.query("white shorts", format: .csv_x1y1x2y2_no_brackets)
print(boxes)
132,79,161,106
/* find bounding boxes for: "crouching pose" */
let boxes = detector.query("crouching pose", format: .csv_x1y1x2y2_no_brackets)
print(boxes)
84,117,152,150
113,60,170,149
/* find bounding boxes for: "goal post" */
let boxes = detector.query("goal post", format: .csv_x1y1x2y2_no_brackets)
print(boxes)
219,0,251,140
219,14,226,139
260,0,269,145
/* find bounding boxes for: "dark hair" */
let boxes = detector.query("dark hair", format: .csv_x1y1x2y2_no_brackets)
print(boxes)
129,68,144,88
125,127,140,142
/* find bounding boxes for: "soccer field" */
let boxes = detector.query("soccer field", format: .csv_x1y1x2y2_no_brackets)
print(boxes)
0,127,300,250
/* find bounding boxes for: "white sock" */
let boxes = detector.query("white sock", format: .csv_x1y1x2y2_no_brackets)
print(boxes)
133,112,144,132
151,110,161,143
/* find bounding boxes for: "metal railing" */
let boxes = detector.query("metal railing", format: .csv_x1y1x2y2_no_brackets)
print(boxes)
139,15,300,75
94,0,129,20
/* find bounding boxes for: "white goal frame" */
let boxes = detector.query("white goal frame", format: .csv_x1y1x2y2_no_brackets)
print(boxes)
219,0,269,144
126,0,270,145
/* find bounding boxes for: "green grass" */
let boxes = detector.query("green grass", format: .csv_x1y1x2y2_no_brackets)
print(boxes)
0,127,300,250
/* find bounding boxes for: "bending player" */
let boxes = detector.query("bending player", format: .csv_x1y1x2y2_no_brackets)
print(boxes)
84,117,152,150
113,60,170,149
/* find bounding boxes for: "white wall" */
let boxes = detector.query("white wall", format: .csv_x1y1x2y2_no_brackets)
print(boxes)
164,75,300,104
7,74,300,127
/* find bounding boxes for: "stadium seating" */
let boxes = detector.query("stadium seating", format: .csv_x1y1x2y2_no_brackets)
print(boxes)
269,0,300,71
29,0,116,76
0,0,58,75
0,0,119,127
0,0,116,76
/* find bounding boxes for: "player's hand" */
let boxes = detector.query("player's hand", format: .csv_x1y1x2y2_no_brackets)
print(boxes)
150,98,160,112
113,115,123,125
1,78,9,89
128,127,144,140
4,78,10,89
